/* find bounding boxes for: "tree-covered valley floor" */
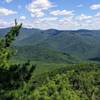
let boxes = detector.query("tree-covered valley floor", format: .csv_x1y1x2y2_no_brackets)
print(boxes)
1,60,100,100
0,22,100,100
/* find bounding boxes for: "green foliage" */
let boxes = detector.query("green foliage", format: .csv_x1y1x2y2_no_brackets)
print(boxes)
0,63,99,100
29,73,82,100
0,20,22,69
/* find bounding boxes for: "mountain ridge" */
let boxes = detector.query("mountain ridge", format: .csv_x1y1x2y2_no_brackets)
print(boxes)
0,28,100,61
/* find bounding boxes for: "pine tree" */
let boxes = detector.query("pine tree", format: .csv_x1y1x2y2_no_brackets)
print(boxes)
0,20,22,69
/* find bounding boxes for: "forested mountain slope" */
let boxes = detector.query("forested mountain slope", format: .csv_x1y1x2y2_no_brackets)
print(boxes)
0,28,100,61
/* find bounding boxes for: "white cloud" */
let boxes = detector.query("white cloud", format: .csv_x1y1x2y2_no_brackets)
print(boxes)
95,12,100,16
41,17,58,21
77,14,92,20
31,11,44,17
26,0,55,17
0,7,17,16
0,19,8,28
0,10,100,30
90,4,100,10
50,10,74,16
4,0,14,3
0,19,14,28
19,16,26,20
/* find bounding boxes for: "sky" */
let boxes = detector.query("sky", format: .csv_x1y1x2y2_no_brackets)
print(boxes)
0,0,100,30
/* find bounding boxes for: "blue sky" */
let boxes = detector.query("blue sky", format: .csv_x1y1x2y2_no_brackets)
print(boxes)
0,0,100,30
